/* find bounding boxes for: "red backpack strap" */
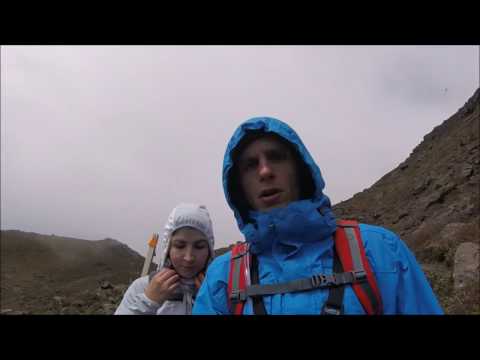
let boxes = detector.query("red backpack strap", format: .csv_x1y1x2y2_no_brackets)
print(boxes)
335,220,383,315
227,242,250,315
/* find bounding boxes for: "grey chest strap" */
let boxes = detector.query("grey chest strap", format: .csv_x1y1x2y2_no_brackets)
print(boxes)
230,270,366,302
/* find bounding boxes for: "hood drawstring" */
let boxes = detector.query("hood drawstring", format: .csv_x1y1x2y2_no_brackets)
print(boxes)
179,278,197,314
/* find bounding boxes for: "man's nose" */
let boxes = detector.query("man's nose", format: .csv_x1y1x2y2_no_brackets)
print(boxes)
258,158,274,180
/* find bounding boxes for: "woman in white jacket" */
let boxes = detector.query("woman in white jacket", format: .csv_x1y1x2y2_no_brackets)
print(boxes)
115,203,215,315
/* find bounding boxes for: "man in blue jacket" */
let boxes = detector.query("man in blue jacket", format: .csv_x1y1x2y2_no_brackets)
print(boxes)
193,116,443,315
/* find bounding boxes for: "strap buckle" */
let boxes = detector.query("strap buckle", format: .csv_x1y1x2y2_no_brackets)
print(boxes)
311,274,326,287
231,244,250,259
232,250,248,260
229,289,247,303
311,274,336,288
352,270,366,281
322,305,342,315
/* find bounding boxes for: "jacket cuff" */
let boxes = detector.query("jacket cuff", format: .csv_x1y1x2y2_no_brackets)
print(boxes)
131,293,162,314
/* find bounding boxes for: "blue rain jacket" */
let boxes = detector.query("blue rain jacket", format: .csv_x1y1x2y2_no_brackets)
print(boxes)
193,117,443,315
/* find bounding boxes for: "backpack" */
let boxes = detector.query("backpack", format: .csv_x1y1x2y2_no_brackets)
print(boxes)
227,219,383,315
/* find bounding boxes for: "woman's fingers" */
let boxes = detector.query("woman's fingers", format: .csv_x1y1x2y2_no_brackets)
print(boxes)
164,273,180,288
166,274,180,292
150,268,178,292
168,282,180,292
145,269,179,303
153,268,176,283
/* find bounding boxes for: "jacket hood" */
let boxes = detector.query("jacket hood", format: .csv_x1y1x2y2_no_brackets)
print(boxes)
222,116,332,231
157,203,215,270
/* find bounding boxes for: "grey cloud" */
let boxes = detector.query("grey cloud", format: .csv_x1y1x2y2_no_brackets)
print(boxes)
1,45,478,255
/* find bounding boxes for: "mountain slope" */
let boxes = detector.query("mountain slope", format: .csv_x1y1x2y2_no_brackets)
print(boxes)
332,88,479,313
333,89,478,250
0,230,150,314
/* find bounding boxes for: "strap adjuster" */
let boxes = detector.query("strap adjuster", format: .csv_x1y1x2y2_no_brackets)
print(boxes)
311,274,337,287
229,289,247,302
311,274,326,287
232,250,248,260
352,270,366,281
323,305,342,315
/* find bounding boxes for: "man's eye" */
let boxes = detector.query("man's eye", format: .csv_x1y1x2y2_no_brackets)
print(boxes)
243,160,257,170
269,151,287,162
173,244,185,249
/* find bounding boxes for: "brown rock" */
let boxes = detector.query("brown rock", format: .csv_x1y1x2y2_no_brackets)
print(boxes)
72,299,86,307
453,242,480,291
100,281,113,290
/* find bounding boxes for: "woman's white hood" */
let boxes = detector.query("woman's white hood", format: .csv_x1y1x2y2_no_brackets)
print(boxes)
157,203,215,270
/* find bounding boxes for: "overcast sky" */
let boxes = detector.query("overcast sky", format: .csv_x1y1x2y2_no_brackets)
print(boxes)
1,45,478,257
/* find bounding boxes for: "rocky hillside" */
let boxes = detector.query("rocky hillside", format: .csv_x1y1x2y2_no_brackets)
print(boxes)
333,88,479,314
0,230,153,314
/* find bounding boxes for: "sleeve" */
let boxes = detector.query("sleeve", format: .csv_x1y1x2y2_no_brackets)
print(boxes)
114,276,162,315
192,254,231,315
394,238,444,314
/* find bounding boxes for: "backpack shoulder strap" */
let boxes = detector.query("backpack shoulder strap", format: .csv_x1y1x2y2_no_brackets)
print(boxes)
334,219,383,315
250,253,267,315
227,242,250,315
321,249,346,315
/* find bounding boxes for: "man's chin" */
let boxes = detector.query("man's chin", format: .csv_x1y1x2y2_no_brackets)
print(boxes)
258,202,289,212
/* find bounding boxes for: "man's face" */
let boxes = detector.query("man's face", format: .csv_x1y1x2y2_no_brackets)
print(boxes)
236,134,301,212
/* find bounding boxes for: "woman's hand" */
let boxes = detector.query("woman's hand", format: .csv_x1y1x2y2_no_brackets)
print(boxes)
144,268,180,304
194,272,205,290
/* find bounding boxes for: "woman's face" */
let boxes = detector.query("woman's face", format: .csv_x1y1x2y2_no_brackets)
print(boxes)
168,227,210,279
